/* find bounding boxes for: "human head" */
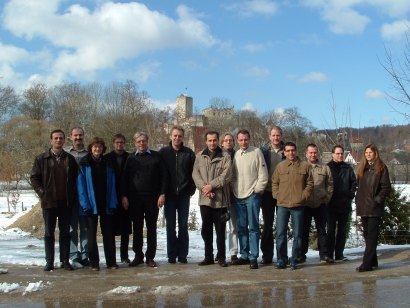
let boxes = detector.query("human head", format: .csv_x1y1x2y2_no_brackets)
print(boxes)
170,126,184,149
357,143,385,178
269,126,283,149
87,137,107,158
50,129,65,151
134,132,149,153
284,142,297,161
112,133,126,153
205,130,219,152
236,129,251,151
221,133,235,151
305,143,319,164
363,143,379,164
331,145,344,163
70,127,85,150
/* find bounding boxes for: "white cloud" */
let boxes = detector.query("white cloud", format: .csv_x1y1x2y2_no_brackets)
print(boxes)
151,98,175,111
365,89,386,99
381,20,410,41
245,66,271,78
369,0,410,18
2,0,217,84
241,102,256,111
242,43,268,53
224,0,278,17
299,71,328,83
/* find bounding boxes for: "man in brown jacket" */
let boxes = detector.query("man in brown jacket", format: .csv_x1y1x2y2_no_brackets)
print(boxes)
301,144,333,264
192,131,232,267
272,142,313,270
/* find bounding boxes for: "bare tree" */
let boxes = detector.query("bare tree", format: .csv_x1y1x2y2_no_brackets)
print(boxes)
20,83,50,121
0,85,19,124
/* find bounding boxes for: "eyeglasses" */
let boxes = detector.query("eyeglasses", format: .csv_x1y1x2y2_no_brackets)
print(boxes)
334,153,344,155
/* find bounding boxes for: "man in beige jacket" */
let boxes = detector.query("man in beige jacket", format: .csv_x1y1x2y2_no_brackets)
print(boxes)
192,131,232,267
301,144,333,264
272,142,313,270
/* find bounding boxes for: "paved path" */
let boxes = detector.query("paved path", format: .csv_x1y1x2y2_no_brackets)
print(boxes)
1,248,410,307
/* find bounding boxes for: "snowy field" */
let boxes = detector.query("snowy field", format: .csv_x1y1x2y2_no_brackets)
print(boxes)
0,184,409,295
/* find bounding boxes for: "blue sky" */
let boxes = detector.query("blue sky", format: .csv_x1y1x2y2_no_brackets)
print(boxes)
1,0,410,129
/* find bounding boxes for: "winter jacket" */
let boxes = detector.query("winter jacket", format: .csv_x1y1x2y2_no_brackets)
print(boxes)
30,150,78,209
77,154,117,215
306,161,334,208
192,147,232,208
260,142,286,192
105,150,129,201
327,160,357,213
158,142,196,196
272,157,314,208
355,163,391,217
121,150,167,200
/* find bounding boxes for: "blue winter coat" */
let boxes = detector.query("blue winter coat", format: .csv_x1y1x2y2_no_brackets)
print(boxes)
77,155,117,215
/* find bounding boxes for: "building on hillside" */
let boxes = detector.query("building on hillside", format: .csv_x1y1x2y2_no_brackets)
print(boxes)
344,151,360,165
350,136,364,151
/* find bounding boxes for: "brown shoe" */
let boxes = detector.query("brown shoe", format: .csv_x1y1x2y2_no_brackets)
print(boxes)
146,259,157,267
129,258,144,267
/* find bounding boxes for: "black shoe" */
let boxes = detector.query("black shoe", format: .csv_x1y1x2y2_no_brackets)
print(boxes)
129,258,144,267
289,262,298,270
356,265,372,272
214,256,219,262
218,259,228,267
276,260,286,269
121,258,131,264
44,263,54,272
146,259,158,267
335,256,348,262
231,257,250,265
178,258,188,264
198,259,214,266
260,259,272,265
249,259,258,269
62,261,74,271
168,258,176,264
230,255,238,264
78,258,90,267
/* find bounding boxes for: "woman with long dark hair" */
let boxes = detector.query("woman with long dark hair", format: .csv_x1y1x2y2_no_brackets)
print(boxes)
355,144,391,272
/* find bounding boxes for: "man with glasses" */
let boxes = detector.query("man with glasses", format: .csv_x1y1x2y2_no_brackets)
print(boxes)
326,145,357,262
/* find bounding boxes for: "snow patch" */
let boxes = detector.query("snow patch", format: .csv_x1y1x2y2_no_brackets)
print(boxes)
0,282,20,293
107,286,141,294
23,281,46,295
153,285,191,295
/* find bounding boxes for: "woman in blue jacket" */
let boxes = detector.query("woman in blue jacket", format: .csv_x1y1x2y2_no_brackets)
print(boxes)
77,137,118,270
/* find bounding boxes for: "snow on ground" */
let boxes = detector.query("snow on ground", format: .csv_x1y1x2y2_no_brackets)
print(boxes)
0,281,49,295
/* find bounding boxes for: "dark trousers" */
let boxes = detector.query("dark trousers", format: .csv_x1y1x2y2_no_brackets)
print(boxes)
361,216,381,269
301,204,328,259
119,233,130,261
260,191,276,261
42,201,71,264
113,206,131,261
129,195,159,261
327,209,351,259
86,214,116,267
200,206,227,260
164,193,190,260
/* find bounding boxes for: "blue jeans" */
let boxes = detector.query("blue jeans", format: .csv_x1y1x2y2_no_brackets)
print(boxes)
164,194,190,260
276,206,304,264
69,200,88,261
234,193,261,261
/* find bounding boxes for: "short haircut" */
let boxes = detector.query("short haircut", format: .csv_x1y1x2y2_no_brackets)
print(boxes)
171,125,185,136
284,141,297,150
305,143,318,151
236,129,250,139
205,130,219,140
332,145,344,153
87,137,107,154
112,133,126,143
133,132,149,141
50,129,65,139
270,125,283,136
70,127,84,135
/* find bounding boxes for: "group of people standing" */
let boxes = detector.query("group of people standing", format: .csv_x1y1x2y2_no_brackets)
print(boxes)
30,124,391,273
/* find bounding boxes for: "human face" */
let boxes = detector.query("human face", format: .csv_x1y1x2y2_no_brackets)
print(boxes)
70,128,84,150
365,148,376,163
332,147,344,163
222,135,234,150
134,135,148,153
171,129,184,148
285,145,297,161
206,134,219,152
50,132,65,151
113,138,125,153
306,146,318,164
91,144,103,158
237,133,250,151
269,129,282,149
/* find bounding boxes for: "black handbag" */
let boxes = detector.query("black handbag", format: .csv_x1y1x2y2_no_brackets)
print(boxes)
220,208,230,223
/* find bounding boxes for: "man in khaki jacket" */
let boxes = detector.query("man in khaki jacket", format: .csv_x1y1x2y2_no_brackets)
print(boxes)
301,144,333,264
272,142,313,270
192,131,232,267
